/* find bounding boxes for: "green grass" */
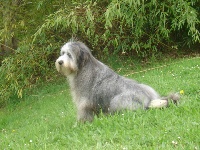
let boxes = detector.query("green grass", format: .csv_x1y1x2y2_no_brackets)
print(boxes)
0,57,200,150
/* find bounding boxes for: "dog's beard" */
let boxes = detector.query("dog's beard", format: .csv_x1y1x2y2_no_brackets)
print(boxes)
55,65,71,76
55,61,77,76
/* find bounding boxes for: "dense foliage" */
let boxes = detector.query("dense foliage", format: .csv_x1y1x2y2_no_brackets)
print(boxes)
0,0,199,106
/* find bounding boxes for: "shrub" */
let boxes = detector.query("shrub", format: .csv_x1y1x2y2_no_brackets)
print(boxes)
34,0,199,57
0,42,58,107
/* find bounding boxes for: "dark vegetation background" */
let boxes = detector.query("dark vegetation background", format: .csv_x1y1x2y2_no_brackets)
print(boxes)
0,0,199,107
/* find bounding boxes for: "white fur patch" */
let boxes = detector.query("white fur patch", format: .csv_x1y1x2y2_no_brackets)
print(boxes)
61,42,72,52
148,99,168,108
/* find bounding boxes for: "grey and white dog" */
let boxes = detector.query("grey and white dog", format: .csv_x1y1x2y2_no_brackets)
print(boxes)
55,39,179,122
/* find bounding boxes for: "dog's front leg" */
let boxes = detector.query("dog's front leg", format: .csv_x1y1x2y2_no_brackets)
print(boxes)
77,99,94,122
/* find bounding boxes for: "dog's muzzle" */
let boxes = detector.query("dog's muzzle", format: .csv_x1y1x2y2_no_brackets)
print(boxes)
55,59,62,73
55,58,73,76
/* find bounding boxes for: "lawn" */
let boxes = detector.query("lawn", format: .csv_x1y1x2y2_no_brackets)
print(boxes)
0,56,199,150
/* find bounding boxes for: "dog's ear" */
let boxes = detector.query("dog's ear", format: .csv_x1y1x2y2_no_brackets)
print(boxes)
78,48,89,69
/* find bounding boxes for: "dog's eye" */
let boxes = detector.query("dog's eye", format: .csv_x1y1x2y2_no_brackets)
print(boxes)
61,52,65,55
67,52,72,58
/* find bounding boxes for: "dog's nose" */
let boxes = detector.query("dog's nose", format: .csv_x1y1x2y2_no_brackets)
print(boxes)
58,60,64,65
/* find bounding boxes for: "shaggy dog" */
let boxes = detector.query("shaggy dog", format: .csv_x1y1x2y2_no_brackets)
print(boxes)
55,39,179,122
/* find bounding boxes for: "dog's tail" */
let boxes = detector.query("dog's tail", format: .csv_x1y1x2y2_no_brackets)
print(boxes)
167,93,180,105
148,93,180,108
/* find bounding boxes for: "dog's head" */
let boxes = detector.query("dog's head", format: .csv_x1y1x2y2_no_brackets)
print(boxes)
55,40,90,76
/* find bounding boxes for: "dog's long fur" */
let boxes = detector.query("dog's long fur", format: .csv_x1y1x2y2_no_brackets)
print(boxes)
55,39,180,122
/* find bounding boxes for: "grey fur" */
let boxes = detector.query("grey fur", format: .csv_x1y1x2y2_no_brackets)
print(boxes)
55,39,179,122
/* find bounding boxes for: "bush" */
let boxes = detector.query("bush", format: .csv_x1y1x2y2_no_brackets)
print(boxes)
34,0,199,57
0,42,58,107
